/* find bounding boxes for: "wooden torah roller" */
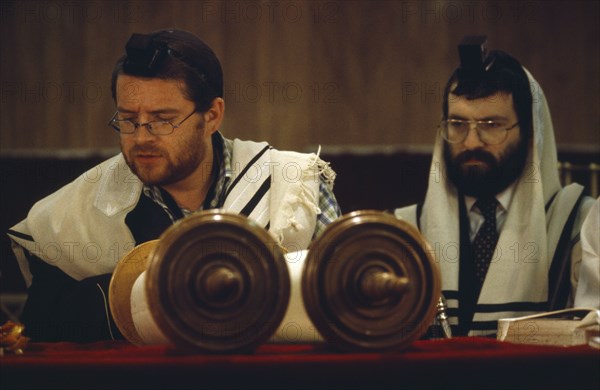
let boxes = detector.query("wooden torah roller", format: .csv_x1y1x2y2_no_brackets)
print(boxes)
301,210,441,352
109,210,290,353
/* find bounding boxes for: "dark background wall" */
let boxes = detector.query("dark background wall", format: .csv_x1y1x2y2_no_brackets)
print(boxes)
1,0,598,151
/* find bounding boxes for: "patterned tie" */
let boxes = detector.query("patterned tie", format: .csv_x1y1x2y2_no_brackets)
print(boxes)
473,197,499,285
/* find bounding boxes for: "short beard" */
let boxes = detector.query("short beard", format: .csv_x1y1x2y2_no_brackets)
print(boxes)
443,138,529,198
123,122,208,188
124,143,203,187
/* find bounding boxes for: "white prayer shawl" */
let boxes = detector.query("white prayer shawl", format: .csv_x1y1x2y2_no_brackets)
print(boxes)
394,70,594,335
574,196,600,308
9,139,329,287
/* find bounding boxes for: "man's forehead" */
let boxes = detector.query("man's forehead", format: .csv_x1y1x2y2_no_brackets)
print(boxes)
116,74,186,92
115,74,190,106
448,92,515,116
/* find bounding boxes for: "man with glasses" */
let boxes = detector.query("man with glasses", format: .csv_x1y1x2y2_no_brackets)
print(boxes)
8,29,341,342
394,37,596,337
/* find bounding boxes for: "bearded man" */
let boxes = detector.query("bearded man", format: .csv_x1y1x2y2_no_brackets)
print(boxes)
394,38,596,336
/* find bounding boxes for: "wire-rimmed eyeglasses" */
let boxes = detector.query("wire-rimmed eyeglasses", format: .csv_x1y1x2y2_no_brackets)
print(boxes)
108,110,197,135
439,119,519,145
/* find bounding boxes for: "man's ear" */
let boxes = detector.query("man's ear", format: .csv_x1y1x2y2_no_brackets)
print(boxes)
204,97,225,135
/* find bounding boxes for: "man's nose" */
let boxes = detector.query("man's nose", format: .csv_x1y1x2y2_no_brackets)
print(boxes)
131,123,157,142
462,124,484,149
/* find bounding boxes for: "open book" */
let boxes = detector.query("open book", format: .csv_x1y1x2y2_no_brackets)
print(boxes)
497,308,600,347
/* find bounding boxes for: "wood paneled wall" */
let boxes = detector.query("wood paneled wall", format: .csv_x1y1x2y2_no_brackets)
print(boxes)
1,0,598,152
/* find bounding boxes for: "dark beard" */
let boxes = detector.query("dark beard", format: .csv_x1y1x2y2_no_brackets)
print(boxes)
443,138,529,198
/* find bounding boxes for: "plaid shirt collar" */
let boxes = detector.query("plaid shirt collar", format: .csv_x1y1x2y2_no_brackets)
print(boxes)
142,132,233,221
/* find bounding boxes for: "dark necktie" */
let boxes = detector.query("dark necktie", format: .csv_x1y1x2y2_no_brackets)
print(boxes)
473,197,499,285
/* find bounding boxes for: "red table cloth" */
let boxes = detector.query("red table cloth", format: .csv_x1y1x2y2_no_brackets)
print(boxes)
1,337,598,389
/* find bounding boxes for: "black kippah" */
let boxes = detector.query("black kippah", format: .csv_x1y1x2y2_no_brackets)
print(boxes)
457,35,495,79
123,33,169,76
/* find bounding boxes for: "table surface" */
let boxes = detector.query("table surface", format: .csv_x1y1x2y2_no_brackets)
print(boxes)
1,337,599,389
